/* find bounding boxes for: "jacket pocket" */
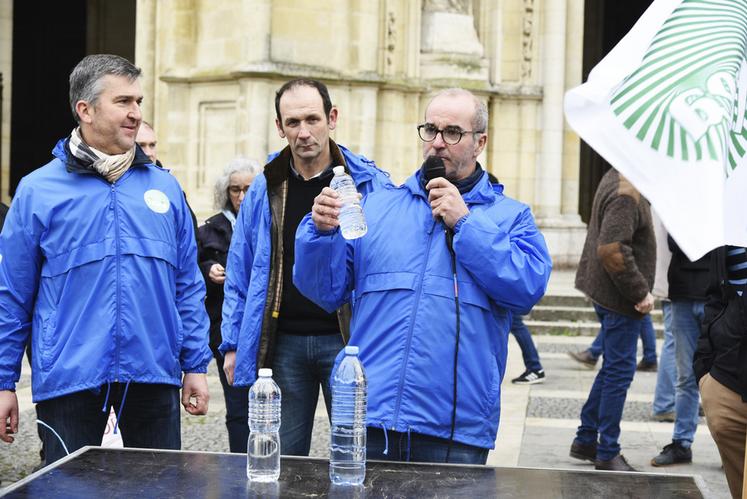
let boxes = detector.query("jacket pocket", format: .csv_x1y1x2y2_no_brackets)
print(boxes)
40,310,57,371
481,355,502,417
421,274,491,310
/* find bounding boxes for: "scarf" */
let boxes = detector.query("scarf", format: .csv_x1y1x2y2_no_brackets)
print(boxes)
222,209,237,229
69,128,135,183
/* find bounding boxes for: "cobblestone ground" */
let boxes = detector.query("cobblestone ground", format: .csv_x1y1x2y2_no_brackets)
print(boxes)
0,360,330,487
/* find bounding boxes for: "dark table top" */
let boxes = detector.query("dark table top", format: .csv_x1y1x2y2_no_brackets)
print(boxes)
1,446,706,498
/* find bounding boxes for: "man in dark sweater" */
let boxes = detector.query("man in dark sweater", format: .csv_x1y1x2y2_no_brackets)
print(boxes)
569,168,655,472
220,79,390,456
695,246,747,498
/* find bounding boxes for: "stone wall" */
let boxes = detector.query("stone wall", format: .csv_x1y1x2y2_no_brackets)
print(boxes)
135,0,586,265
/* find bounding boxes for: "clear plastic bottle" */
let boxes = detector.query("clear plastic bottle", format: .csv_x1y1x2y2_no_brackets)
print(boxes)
247,368,281,482
330,166,367,240
329,345,367,485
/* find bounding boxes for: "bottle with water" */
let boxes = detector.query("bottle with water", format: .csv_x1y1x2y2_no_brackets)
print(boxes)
330,166,367,239
329,345,367,485
247,368,281,482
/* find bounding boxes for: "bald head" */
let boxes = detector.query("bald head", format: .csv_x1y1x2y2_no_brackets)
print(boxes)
136,121,158,164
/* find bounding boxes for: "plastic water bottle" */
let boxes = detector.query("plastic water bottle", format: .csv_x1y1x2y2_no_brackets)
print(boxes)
247,368,281,482
329,345,367,485
330,166,367,239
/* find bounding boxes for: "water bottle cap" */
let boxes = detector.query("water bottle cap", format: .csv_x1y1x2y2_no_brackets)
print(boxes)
344,345,359,355
333,166,345,176
258,368,272,377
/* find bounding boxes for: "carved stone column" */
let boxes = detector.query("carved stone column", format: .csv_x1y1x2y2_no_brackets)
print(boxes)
420,0,488,80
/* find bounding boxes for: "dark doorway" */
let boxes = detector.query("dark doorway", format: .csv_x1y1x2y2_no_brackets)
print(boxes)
578,0,653,223
9,0,135,197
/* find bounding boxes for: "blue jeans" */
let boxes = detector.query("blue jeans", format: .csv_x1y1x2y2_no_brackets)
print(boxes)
36,383,181,465
510,315,543,372
366,427,489,464
653,301,676,415
576,304,643,461
589,313,657,364
272,333,344,456
672,299,705,447
214,349,250,453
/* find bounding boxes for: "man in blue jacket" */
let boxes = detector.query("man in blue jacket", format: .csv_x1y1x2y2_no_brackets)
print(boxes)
0,54,211,464
295,88,552,463
220,79,390,456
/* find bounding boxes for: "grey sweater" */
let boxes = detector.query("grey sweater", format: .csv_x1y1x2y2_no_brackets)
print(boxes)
575,169,655,318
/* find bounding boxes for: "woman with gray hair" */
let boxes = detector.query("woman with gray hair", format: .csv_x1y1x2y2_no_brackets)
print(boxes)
197,156,261,453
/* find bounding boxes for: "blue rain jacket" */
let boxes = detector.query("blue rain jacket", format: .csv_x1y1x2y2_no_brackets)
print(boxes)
220,143,391,387
294,170,552,449
0,140,211,402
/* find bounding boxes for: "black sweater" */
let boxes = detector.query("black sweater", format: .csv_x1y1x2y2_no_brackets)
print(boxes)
277,167,339,335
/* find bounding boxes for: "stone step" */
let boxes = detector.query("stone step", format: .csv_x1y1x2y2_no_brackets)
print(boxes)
528,305,663,324
523,319,665,338
537,294,589,307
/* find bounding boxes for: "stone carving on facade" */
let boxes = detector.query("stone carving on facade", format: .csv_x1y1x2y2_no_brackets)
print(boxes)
423,0,471,15
521,0,535,81
419,0,488,80
385,10,397,71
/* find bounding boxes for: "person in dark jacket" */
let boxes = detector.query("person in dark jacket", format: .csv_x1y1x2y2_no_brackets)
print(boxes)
197,157,260,453
569,168,655,472
694,246,747,498
650,240,711,467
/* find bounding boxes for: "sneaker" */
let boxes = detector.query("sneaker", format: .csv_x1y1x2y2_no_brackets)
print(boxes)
595,454,637,472
636,359,658,372
652,411,676,422
568,350,598,368
512,369,545,385
651,441,692,466
569,439,597,462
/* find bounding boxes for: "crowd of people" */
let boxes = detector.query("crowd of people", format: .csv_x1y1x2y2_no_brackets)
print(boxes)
0,53,744,498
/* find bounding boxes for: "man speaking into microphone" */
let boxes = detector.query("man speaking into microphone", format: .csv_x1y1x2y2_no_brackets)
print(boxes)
294,88,551,464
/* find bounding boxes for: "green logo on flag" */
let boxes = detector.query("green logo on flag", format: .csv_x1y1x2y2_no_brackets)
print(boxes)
610,0,747,174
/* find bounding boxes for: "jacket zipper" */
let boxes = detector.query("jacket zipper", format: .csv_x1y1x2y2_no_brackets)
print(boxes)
391,218,437,428
111,184,122,382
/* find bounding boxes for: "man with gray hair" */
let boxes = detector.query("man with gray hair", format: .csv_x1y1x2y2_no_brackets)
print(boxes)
295,88,552,463
0,54,211,465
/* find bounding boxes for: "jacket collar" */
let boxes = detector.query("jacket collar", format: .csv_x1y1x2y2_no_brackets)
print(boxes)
264,139,374,189
404,162,498,205
53,138,153,176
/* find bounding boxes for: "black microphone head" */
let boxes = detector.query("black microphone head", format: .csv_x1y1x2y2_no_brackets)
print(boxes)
422,156,445,183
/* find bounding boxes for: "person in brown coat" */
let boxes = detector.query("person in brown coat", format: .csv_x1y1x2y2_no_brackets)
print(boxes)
569,168,656,472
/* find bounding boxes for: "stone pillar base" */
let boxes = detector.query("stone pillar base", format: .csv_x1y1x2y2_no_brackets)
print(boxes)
536,214,586,269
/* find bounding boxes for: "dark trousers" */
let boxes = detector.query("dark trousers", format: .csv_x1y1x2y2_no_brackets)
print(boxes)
214,350,250,453
36,383,181,465
367,427,489,464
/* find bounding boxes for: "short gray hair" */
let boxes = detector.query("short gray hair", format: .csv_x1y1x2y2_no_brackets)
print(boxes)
214,157,262,210
69,54,142,123
428,88,488,134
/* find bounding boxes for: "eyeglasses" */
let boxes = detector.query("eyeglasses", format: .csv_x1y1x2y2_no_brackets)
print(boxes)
417,123,484,145
228,185,250,195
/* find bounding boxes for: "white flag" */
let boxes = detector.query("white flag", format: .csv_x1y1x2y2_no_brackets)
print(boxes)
565,0,747,260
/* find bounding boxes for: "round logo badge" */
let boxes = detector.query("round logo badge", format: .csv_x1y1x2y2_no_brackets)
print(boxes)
143,189,170,214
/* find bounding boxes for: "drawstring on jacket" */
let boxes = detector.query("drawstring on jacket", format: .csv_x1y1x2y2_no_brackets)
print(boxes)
406,427,412,462
380,423,389,456
101,380,132,435
101,381,112,413
113,380,132,435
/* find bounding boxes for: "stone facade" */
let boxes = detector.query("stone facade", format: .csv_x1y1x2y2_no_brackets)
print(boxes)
0,0,587,266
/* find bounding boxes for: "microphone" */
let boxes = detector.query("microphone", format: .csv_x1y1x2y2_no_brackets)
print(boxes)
421,156,454,251
422,155,445,183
